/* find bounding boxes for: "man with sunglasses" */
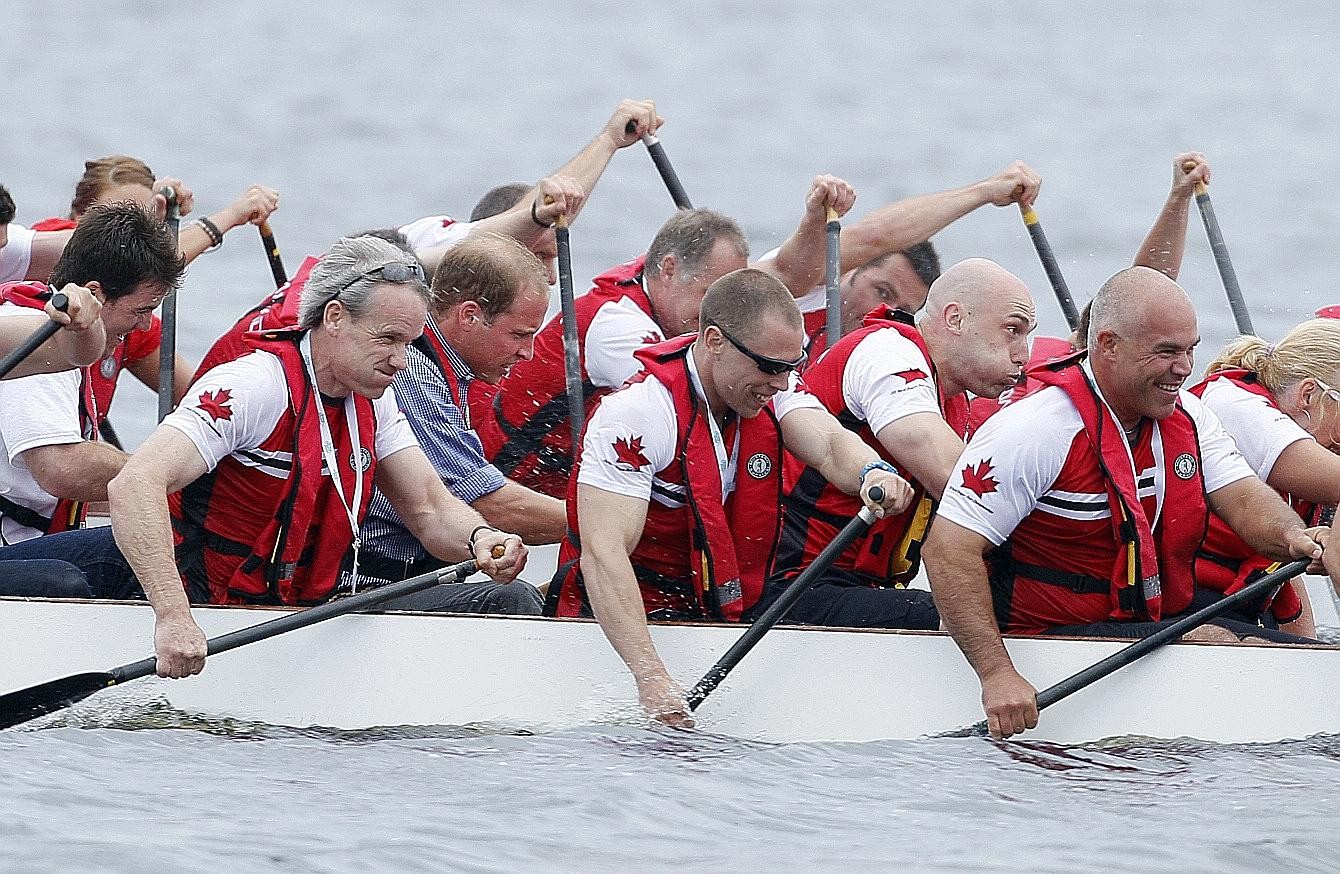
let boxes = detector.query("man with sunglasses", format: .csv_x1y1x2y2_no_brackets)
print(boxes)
924,266,1330,739
763,258,1034,630
549,268,914,727
97,235,526,679
475,176,856,499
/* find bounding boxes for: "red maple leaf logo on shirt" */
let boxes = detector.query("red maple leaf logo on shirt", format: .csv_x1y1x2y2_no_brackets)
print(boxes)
441,218,455,228
640,332,663,345
961,458,998,498
612,435,650,471
197,388,234,422
895,368,929,383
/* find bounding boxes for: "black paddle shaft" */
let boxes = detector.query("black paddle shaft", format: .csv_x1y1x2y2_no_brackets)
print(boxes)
824,212,842,345
1193,188,1254,336
259,221,289,288
555,223,584,458
0,292,68,380
157,187,180,422
687,486,884,710
1020,205,1080,331
954,557,1311,737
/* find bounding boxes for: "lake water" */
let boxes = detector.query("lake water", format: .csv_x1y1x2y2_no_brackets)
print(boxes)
3,1,1340,870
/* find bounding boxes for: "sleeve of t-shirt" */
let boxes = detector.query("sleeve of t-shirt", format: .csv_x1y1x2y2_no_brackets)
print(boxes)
162,353,289,470
935,394,1068,545
0,368,83,459
774,370,825,420
583,299,665,389
1181,391,1257,494
372,384,421,462
1198,379,1311,480
0,225,36,283
399,216,471,253
842,329,942,435
575,380,676,501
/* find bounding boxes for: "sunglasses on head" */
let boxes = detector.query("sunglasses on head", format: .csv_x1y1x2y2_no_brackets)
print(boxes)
338,260,426,294
713,324,807,375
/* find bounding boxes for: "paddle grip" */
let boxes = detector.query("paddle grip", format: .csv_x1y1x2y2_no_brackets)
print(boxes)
259,221,288,288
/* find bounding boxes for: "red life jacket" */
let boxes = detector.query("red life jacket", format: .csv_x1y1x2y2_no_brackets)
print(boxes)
0,282,111,534
31,217,76,232
774,306,969,589
990,353,1209,632
1186,369,1312,622
195,255,321,379
801,308,829,363
968,335,1075,432
473,256,660,498
169,329,378,606
549,335,785,621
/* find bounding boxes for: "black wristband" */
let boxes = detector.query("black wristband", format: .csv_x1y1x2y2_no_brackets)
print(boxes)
196,216,224,249
469,525,497,551
530,199,554,229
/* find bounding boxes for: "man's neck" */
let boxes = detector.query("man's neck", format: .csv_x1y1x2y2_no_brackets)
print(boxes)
690,342,731,429
920,329,964,399
307,329,349,398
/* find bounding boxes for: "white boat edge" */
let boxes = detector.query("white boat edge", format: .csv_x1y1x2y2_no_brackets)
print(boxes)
1,594,1337,746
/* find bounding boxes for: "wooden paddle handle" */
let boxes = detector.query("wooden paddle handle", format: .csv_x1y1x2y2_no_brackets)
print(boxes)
492,544,506,559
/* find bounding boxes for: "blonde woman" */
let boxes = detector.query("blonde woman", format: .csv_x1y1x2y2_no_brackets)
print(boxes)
1189,319,1340,638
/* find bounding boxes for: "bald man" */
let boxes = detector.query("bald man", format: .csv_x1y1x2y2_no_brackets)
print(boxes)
761,259,1035,629
923,266,1329,739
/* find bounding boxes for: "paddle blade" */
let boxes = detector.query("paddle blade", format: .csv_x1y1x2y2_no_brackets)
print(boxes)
0,672,115,730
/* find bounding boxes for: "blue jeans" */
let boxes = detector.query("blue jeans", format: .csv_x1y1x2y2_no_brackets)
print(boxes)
0,559,91,598
0,527,141,600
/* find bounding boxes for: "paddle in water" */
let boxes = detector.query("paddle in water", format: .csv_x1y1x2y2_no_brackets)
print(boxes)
0,556,487,730
944,557,1312,738
259,220,289,288
0,292,69,380
687,485,884,710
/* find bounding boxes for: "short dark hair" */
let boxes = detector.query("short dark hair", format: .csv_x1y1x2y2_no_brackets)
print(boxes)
0,185,14,226
645,208,749,279
352,227,414,254
902,240,941,288
470,183,532,222
700,268,800,337
49,202,185,299
431,232,548,320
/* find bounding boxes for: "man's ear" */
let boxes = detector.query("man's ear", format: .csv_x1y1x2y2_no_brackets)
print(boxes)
657,253,678,284
84,280,106,303
1094,328,1119,358
943,301,964,335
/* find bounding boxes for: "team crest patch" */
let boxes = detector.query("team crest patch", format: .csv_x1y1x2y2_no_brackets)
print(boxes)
99,356,118,379
746,453,773,479
350,447,373,472
1173,453,1197,480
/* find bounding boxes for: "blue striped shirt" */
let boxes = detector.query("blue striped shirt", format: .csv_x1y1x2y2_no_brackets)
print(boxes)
359,322,505,562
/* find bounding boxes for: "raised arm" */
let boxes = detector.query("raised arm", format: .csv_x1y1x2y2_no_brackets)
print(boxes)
760,175,857,297
177,184,281,263
922,517,1038,739
838,161,1041,273
1133,152,1208,280
576,482,695,727
778,406,913,515
374,445,526,579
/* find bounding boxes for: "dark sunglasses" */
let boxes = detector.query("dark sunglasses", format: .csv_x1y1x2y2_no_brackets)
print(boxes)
338,260,426,294
714,324,807,375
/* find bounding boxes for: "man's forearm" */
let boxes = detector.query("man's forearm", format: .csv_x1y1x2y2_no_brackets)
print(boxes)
923,533,1015,679
766,212,827,297
406,491,491,563
1133,190,1192,279
28,441,128,502
839,185,989,273
471,481,567,545
547,132,619,222
584,548,671,678
52,322,106,369
107,474,192,619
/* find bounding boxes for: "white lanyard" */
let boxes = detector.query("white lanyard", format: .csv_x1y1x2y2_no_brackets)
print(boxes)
299,334,364,593
1082,362,1166,528
687,345,741,500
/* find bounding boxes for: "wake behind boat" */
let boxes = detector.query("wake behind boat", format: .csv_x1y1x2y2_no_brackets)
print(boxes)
3,593,1337,746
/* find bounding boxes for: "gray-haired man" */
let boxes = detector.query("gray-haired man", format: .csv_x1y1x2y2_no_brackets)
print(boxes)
105,235,528,679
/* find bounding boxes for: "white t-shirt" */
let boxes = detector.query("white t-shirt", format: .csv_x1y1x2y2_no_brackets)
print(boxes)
165,350,419,476
0,224,36,283
938,384,1255,546
583,294,665,390
578,352,820,505
0,304,85,543
1197,376,1312,480
398,215,473,253
842,328,943,435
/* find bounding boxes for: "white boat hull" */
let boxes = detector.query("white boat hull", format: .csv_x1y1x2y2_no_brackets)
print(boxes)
1,597,1337,745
